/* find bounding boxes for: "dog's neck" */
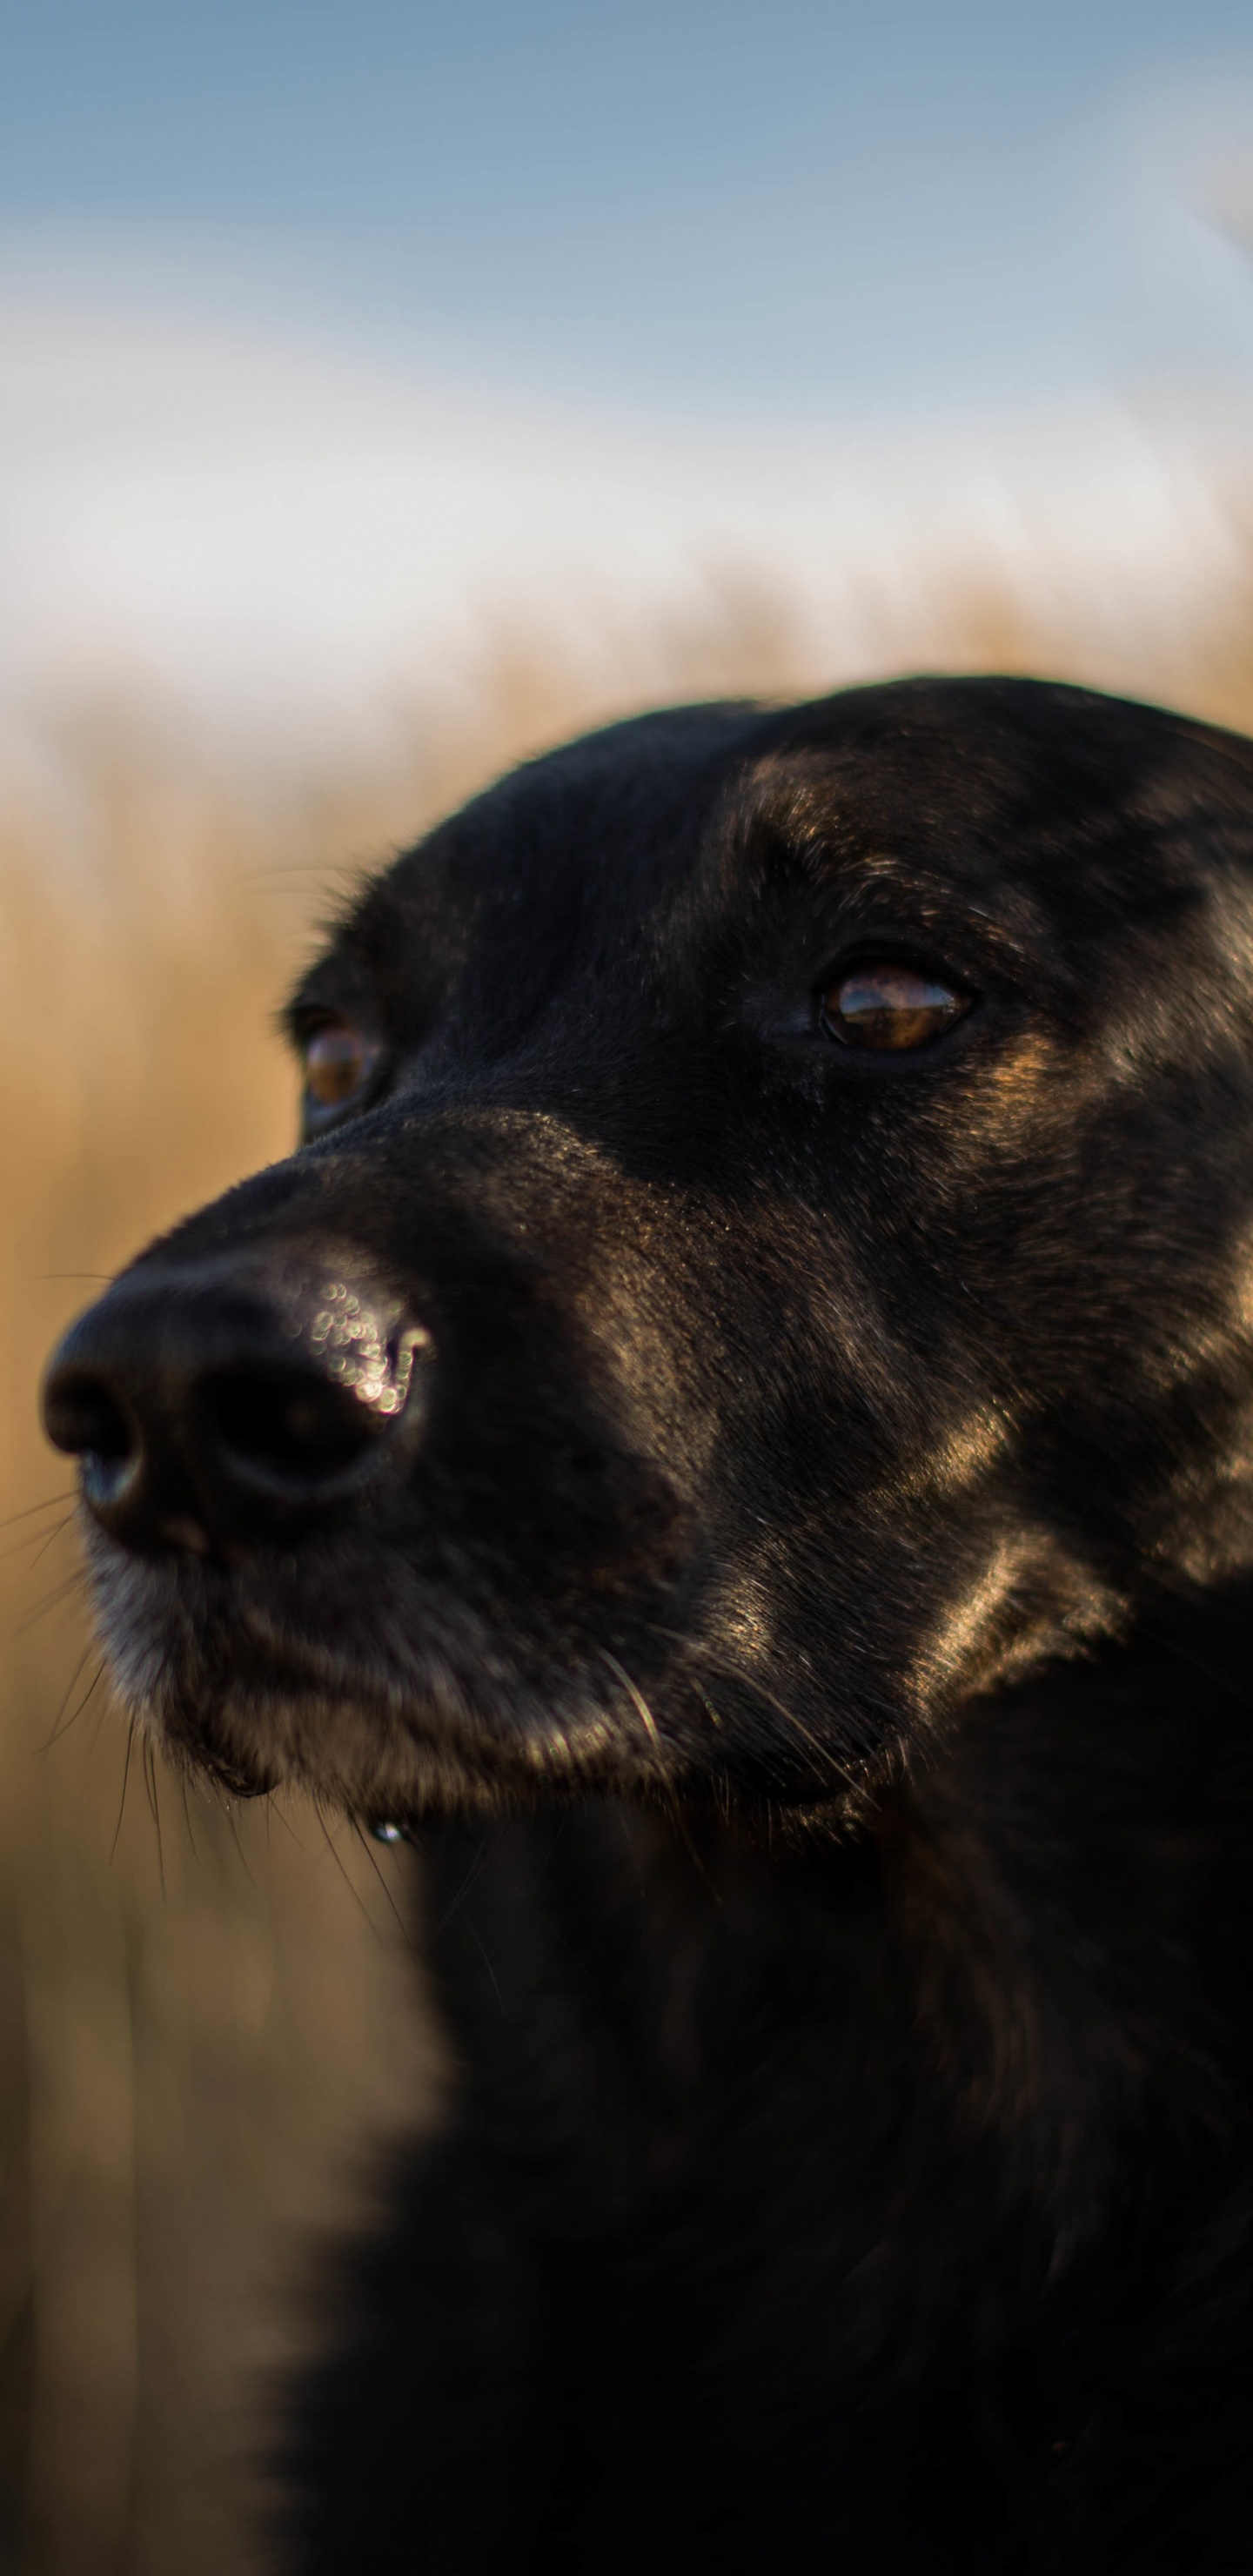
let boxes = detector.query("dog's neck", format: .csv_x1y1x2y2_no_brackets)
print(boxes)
781,1580,1253,2240
422,1579,1253,2359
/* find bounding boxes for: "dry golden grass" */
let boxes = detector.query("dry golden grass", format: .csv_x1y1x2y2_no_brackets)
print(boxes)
3,549,1253,2572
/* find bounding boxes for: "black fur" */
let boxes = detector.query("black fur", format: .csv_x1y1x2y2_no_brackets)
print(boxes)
42,677,1253,2568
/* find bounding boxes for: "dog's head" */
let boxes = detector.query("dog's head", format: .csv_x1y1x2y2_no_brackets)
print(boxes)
41,677,1253,1825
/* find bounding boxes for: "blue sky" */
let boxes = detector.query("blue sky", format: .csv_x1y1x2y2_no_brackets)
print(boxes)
1,3,1251,746
3,0,1252,411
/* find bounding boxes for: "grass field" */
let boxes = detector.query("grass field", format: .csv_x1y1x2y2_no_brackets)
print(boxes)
3,553,1253,2571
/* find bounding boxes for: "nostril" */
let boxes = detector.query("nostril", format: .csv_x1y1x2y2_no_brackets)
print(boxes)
199,1366,390,1493
43,1273,428,1542
43,1373,139,1506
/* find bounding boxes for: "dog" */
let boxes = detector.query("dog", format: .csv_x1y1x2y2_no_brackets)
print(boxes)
41,674,1253,2571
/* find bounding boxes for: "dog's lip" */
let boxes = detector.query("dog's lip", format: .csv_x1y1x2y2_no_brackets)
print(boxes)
84,1522,700,1766
85,1515,907,1816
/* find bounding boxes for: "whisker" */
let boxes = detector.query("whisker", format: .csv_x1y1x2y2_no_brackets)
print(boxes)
599,1647,666,1758
466,1916,506,2017
349,1819,418,1951
142,1738,167,1899
598,1647,722,1900
44,1635,95,1729
0,1513,77,1568
14,1571,88,1637
40,1645,105,1752
218,1796,258,1891
111,1718,137,1861
312,1798,387,1941
0,1489,77,1536
426,1824,507,1943
85,1689,114,1756
178,1774,201,1866
264,1794,307,1850
27,1513,77,1575
692,1647,874,1789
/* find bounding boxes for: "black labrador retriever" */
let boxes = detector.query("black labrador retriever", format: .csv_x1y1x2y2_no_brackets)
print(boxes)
42,677,1253,2571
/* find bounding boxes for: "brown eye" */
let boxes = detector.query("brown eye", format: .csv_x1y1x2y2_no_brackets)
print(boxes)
821,962,970,1051
301,1018,379,1111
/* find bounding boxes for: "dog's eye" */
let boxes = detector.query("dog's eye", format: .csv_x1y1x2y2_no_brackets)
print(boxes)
821,962,970,1051
301,1018,379,1113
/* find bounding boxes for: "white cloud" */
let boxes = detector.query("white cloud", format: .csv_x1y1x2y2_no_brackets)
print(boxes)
0,242,1250,761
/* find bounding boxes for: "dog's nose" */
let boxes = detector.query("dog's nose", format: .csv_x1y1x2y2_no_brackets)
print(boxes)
41,1257,431,1553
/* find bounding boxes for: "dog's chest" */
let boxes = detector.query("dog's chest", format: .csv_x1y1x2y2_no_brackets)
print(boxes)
425,1797,1253,2568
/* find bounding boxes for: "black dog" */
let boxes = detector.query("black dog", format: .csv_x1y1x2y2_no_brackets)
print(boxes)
42,677,1253,2571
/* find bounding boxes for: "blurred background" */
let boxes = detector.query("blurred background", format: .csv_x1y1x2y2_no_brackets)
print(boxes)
3,1,1253,2566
